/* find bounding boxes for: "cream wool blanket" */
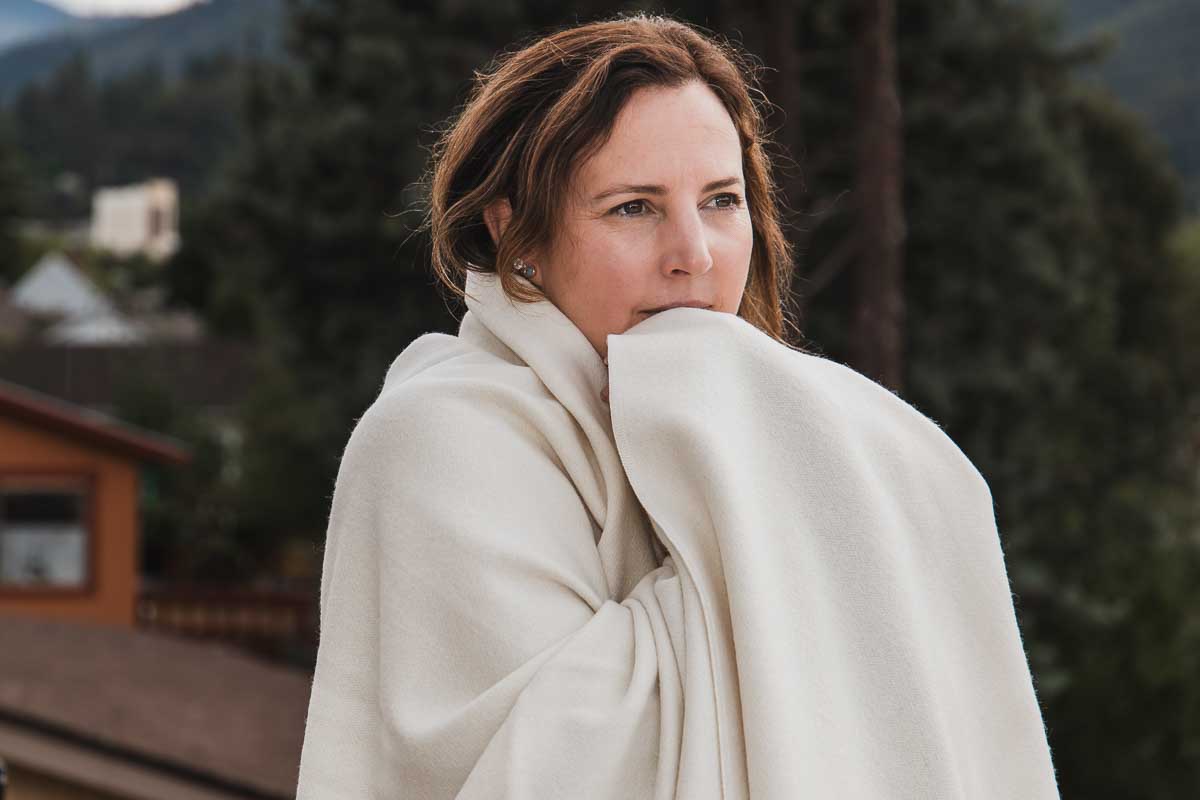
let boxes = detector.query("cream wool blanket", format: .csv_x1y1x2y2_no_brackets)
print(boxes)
295,269,1060,798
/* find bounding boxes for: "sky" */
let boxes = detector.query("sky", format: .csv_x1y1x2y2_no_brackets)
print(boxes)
42,0,203,17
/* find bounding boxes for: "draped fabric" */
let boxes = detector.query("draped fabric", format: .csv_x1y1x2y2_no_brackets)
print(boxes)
295,269,1060,799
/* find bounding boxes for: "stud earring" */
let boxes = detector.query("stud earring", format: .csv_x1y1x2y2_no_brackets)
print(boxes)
514,258,536,279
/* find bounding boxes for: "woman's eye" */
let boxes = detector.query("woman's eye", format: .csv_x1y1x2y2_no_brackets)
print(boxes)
611,193,742,218
710,192,742,209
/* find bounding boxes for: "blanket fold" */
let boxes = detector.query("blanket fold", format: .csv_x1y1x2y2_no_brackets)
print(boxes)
295,269,1060,798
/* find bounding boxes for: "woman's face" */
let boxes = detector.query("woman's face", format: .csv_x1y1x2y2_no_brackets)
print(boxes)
485,79,754,359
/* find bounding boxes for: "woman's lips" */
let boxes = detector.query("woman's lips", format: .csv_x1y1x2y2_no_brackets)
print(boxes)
640,304,712,317
642,302,712,313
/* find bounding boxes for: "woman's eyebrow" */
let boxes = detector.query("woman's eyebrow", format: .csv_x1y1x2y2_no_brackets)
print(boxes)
590,176,742,203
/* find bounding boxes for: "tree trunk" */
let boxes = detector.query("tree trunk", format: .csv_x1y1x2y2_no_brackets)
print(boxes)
761,0,802,203
851,0,907,393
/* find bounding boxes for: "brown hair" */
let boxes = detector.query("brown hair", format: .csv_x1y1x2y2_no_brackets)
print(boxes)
422,12,799,345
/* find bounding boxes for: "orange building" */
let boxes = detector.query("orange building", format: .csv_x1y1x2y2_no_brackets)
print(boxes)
0,378,188,626
0,382,313,800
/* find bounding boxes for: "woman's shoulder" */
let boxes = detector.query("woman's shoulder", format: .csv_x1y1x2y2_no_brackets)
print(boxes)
346,331,567,463
378,330,558,407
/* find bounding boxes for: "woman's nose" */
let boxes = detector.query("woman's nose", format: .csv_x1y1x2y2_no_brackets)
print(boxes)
662,211,714,276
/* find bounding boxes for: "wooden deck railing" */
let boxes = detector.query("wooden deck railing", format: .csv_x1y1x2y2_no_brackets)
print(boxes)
135,587,318,666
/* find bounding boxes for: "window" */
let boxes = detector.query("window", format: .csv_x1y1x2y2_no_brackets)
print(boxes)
0,476,91,589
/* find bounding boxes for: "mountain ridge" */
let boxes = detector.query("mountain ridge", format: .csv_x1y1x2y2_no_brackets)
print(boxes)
0,0,77,52
0,0,284,105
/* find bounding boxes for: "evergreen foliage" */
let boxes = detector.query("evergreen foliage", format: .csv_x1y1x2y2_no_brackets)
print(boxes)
1030,0,1200,210
0,117,28,286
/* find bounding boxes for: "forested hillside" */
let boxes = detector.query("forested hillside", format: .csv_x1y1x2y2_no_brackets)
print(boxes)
0,0,73,52
0,0,287,104
1032,0,1200,209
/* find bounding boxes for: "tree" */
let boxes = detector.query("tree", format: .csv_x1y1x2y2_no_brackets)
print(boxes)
851,0,907,391
0,114,29,285
892,1,1200,794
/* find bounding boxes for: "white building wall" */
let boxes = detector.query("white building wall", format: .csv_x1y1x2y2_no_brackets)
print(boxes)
89,178,180,262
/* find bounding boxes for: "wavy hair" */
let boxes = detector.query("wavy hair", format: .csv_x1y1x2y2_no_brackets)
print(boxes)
422,12,799,344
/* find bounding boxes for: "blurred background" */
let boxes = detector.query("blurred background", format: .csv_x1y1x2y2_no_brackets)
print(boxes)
0,0,1196,797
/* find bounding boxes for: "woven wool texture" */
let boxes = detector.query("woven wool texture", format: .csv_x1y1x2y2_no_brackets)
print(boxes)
295,269,1061,798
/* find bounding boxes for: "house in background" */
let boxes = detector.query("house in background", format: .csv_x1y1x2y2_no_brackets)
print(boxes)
0,613,310,800
0,373,317,659
9,251,114,320
1,253,313,660
0,377,313,800
89,178,180,264
0,378,188,626
0,384,310,800
7,250,145,347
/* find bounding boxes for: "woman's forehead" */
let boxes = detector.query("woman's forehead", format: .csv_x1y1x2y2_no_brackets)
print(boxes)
572,83,742,197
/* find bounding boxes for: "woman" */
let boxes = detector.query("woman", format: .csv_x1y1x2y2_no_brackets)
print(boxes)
296,13,1060,799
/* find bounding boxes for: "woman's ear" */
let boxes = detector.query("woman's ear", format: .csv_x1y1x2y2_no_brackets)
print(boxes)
482,198,513,246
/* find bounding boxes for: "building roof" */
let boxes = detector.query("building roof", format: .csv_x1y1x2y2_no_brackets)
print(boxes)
9,251,115,320
7,251,147,345
0,614,312,799
44,311,146,345
0,378,190,465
